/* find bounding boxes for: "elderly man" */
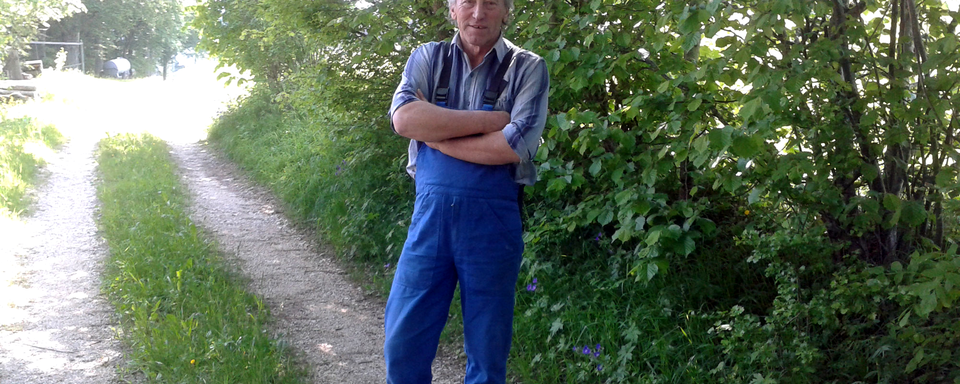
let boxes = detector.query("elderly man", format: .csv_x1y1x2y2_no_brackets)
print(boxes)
384,0,549,381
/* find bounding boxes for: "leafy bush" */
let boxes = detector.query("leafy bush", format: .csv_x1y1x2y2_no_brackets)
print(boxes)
194,0,960,381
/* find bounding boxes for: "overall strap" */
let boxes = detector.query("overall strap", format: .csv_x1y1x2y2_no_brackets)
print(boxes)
481,48,515,111
434,42,453,107
434,41,516,110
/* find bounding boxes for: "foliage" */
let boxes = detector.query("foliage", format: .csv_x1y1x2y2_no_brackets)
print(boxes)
0,0,84,77
95,133,304,383
194,0,960,381
45,0,191,77
0,110,63,217
207,86,411,280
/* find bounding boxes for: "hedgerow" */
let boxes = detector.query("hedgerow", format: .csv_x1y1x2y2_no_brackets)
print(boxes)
194,0,960,381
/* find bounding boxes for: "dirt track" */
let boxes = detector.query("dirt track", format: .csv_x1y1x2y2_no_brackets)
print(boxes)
0,65,465,383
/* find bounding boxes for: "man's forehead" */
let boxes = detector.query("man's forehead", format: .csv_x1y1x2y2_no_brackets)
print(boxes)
455,0,505,5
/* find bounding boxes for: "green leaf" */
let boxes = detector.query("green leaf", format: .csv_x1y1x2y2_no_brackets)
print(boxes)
905,347,924,373
687,97,703,112
731,135,762,158
679,11,701,34
708,128,732,150
549,317,563,337
589,160,602,176
861,163,880,182
739,97,763,121
634,216,646,231
646,262,659,281
598,210,614,225
645,228,661,245
546,177,567,193
936,168,956,188
716,36,737,48
681,236,696,256
556,113,572,130
615,189,634,206
901,201,927,227
748,187,762,205
548,49,560,63
587,209,602,223
882,194,901,211
657,80,671,93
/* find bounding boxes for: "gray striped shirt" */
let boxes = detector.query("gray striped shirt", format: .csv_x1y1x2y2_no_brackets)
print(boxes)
389,33,550,185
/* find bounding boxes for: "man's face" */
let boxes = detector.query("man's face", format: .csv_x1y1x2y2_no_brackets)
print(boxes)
450,0,508,53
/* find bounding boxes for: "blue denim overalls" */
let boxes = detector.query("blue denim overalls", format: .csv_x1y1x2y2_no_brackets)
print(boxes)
384,83,524,383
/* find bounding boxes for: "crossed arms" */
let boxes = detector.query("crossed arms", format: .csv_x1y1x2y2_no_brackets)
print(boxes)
392,95,521,165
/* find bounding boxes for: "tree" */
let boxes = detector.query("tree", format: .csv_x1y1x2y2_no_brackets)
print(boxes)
45,0,189,78
1,0,84,79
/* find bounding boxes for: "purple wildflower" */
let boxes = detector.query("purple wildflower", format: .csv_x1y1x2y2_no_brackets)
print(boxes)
582,346,591,355
526,277,537,292
597,364,603,372
593,232,602,241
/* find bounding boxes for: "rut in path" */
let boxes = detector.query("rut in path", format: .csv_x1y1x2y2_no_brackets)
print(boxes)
168,141,466,383
0,134,124,384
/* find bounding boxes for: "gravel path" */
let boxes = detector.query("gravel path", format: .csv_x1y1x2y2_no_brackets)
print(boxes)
0,64,467,383
0,134,125,384
168,140,466,383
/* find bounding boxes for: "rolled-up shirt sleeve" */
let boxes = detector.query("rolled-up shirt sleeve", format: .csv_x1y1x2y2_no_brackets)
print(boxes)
501,56,550,184
389,43,437,133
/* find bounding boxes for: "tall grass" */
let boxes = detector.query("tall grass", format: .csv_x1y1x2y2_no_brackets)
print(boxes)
208,87,411,292
95,133,304,383
0,112,63,217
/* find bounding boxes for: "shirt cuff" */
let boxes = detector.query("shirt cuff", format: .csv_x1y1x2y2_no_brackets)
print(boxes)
502,122,531,161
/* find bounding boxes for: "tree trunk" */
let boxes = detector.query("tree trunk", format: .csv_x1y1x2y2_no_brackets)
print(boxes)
4,47,24,80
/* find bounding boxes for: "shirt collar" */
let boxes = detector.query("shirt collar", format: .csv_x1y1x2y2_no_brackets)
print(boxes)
451,32,509,64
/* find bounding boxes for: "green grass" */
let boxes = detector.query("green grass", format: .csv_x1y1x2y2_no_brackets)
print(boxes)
95,133,304,383
0,112,64,218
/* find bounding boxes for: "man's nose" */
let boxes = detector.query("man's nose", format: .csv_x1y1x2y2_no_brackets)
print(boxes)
472,5,484,20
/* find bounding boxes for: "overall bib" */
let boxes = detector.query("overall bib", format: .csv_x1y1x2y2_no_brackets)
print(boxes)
384,142,524,384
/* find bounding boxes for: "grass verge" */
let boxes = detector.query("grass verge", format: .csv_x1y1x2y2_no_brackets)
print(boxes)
95,133,303,383
0,111,64,218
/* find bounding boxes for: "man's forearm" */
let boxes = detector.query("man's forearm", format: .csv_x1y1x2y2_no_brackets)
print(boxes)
393,100,511,142
426,131,521,165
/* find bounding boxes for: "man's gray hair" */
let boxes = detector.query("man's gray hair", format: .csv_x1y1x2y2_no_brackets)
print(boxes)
447,0,515,28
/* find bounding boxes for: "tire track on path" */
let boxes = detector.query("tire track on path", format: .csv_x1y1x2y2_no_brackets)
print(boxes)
0,133,124,384
169,140,466,383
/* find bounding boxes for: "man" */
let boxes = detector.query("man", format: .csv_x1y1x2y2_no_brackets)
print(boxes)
384,0,549,381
